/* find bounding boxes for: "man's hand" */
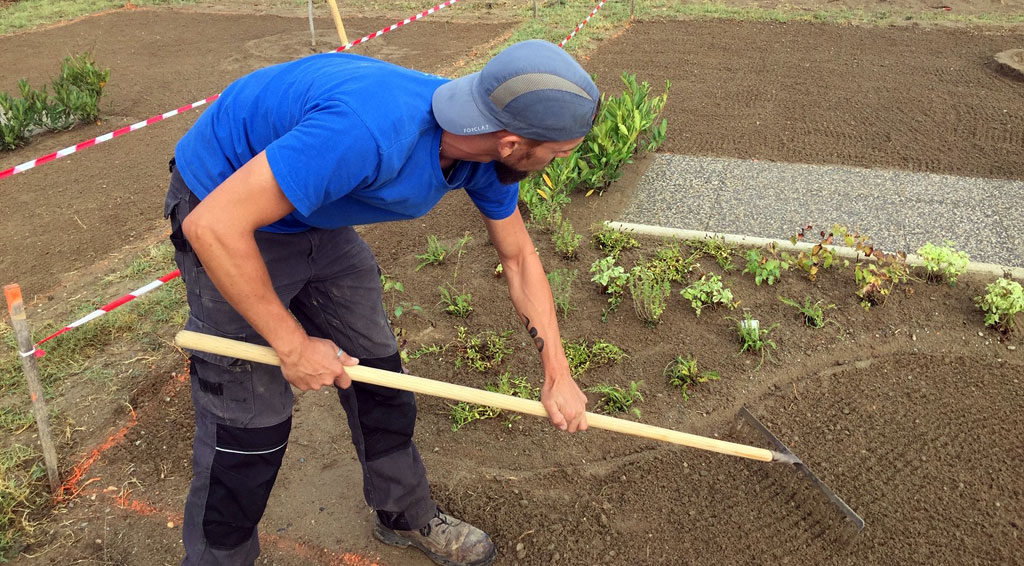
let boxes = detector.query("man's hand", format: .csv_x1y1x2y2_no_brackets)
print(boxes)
541,376,589,432
278,336,359,391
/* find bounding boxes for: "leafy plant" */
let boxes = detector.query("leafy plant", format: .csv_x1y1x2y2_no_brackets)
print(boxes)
642,240,699,284
449,372,539,431
452,327,514,372
743,246,787,285
438,284,472,317
728,312,779,370
681,274,736,316
547,268,577,317
975,278,1024,334
916,241,969,286
563,339,626,378
552,216,583,259
520,171,571,231
815,225,910,308
590,256,629,319
663,355,720,400
593,226,640,258
627,264,671,325
691,238,736,271
783,224,839,281
778,295,836,328
587,381,644,418
381,273,421,320
416,235,450,270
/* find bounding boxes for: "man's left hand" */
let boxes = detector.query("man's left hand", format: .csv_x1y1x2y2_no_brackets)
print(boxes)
541,377,589,433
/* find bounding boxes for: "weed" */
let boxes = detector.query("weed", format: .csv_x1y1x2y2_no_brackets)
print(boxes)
663,355,720,400
916,241,969,286
438,284,473,318
552,216,583,259
778,296,836,328
592,226,640,258
642,240,699,284
975,278,1024,334
680,274,736,317
742,245,787,285
547,268,577,318
563,339,626,378
691,238,736,271
449,372,540,431
590,256,629,319
627,264,671,325
415,235,450,270
454,327,514,372
727,312,779,370
381,273,422,320
586,381,644,418
0,445,46,558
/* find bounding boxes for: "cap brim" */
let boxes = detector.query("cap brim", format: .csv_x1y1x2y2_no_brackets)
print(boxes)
432,73,501,136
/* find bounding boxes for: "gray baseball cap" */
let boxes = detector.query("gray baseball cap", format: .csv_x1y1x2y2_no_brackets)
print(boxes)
432,40,600,142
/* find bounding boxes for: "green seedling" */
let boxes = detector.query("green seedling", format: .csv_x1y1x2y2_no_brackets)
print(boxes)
586,381,644,418
778,295,836,328
454,327,514,372
681,274,736,317
438,284,472,317
563,339,626,378
975,278,1024,334
663,354,720,400
590,256,629,320
553,217,583,259
593,226,640,258
691,238,736,271
916,241,969,286
448,373,540,431
727,312,779,370
743,246,787,285
547,268,577,317
381,273,422,320
416,235,450,270
627,264,671,326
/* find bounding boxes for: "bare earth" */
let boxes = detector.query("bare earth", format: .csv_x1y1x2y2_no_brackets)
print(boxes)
1,5,1022,566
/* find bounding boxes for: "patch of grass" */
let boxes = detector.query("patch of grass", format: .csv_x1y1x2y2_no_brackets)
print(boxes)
448,372,539,431
640,1,1024,26
415,235,450,270
586,381,643,418
104,242,175,282
691,238,735,271
563,338,625,378
453,327,514,372
592,226,639,259
0,0,198,35
547,268,577,318
642,240,699,284
663,354,719,400
0,444,47,559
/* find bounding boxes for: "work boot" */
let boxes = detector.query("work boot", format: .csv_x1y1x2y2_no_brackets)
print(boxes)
373,508,496,566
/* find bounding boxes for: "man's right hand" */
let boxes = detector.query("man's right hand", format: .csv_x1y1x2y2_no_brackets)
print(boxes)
278,336,359,391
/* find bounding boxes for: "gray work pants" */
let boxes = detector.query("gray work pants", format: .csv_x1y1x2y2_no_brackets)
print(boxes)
164,163,435,565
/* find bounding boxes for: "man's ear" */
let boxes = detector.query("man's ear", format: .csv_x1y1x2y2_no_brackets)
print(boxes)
495,131,524,159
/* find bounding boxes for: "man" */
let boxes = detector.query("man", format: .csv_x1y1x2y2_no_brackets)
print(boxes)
164,39,598,566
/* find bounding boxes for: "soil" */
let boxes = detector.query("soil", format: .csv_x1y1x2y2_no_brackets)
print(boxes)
1,6,1022,566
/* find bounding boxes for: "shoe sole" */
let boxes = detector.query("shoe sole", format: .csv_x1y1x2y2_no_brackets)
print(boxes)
373,524,496,566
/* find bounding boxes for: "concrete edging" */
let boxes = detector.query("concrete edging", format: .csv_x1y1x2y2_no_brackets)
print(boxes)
604,221,1024,281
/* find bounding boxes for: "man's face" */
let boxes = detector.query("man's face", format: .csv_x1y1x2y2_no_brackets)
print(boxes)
493,137,585,185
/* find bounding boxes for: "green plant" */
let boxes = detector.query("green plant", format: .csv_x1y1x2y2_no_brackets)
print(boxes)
691,238,736,271
448,372,540,431
975,278,1024,334
415,235,450,270
520,171,571,231
590,256,629,319
563,339,626,378
627,264,671,325
454,327,514,372
663,355,720,400
728,312,779,370
916,241,969,286
0,445,46,558
0,91,34,150
552,216,583,259
642,240,699,284
381,273,422,319
547,268,577,317
681,274,736,316
778,296,836,328
593,226,640,258
438,284,473,317
819,225,910,308
742,246,787,285
586,381,644,418
783,224,839,281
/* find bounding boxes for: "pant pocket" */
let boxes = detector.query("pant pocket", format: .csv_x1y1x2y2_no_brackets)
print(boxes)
203,417,291,550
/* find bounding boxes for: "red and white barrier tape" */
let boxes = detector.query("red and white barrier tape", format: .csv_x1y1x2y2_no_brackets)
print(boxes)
32,269,181,355
0,0,463,182
558,0,605,48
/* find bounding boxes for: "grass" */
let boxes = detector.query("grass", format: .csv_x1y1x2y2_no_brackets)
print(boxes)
0,444,46,559
0,0,198,35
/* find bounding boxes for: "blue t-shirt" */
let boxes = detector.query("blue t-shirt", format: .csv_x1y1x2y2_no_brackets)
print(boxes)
174,53,519,233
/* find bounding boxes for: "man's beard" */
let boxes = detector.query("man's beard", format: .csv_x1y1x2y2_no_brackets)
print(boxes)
494,161,531,185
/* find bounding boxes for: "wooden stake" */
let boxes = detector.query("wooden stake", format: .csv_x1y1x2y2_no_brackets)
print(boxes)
308,0,316,47
4,284,61,496
533,0,538,18
325,0,349,46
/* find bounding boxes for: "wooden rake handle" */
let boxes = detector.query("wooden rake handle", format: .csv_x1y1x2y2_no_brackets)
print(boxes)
174,330,777,463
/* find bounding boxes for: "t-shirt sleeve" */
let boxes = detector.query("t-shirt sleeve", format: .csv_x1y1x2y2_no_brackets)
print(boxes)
264,100,380,216
464,163,519,220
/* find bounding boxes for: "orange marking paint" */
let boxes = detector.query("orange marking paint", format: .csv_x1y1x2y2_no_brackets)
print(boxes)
57,413,137,501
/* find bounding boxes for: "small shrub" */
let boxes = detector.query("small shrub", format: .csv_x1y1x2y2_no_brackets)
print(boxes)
743,246,787,285
438,284,472,317
663,355,720,400
916,241,969,286
587,381,644,418
641,240,699,284
691,238,736,271
627,264,671,325
728,312,779,370
593,226,640,258
778,295,836,328
564,339,626,378
553,217,583,259
416,235,450,270
547,268,577,317
681,274,735,316
975,278,1024,334
783,224,839,281
590,256,629,319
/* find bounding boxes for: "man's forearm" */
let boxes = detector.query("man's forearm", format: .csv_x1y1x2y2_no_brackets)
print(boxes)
502,252,570,380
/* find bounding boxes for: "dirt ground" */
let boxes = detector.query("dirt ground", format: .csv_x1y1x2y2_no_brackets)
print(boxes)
1,4,1023,566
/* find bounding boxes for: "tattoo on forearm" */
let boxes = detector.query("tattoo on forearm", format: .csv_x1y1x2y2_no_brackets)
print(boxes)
523,316,545,353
